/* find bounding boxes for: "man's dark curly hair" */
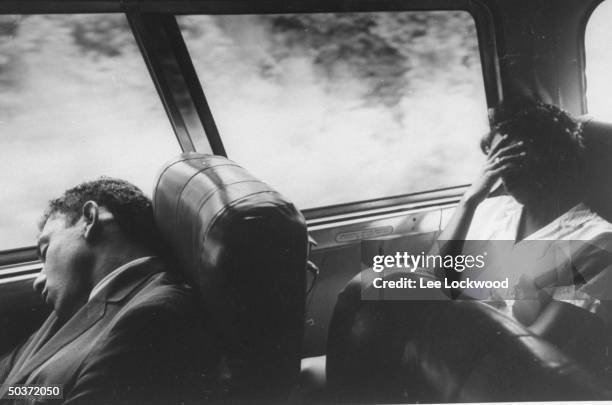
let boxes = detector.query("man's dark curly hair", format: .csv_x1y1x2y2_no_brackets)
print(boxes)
481,98,585,181
39,177,164,253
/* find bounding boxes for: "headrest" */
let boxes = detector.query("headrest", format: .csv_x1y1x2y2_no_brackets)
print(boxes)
580,119,612,221
153,152,307,400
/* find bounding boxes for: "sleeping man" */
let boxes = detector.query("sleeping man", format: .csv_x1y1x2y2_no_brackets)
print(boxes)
0,178,205,404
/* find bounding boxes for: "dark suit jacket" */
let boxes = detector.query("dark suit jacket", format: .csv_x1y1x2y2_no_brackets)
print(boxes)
0,257,210,405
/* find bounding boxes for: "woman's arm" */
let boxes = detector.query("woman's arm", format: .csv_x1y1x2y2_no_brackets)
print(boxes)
433,197,480,257
432,134,526,257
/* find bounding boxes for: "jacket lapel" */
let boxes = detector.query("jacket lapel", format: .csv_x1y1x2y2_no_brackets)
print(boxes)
0,313,60,389
7,300,106,385
6,258,165,386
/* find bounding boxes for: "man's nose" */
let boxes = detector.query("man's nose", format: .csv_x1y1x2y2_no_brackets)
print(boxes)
33,268,47,295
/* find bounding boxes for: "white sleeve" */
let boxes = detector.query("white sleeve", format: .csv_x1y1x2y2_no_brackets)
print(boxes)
465,196,510,241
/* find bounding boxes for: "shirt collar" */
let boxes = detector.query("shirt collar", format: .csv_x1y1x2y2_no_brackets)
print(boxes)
523,202,592,240
495,197,593,241
88,256,156,301
557,202,592,226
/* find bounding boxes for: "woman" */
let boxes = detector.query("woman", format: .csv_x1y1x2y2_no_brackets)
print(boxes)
323,99,612,401
435,98,612,328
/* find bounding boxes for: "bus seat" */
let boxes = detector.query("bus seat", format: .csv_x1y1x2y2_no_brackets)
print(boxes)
323,271,612,403
153,152,308,402
581,118,612,222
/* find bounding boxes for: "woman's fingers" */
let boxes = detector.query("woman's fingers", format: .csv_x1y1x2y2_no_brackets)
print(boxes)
490,141,525,161
487,134,512,157
489,152,526,169
489,161,522,177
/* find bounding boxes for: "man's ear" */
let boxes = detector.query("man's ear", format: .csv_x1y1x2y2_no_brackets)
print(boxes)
81,200,100,241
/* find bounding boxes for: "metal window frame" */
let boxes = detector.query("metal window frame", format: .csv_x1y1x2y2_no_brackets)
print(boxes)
165,0,502,219
0,0,500,266
127,12,226,154
0,0,501,151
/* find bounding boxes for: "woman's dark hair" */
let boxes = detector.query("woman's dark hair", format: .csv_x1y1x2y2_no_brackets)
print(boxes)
481,98,585,181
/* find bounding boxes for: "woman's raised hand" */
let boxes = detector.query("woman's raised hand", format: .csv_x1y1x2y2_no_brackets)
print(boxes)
463,134,526,205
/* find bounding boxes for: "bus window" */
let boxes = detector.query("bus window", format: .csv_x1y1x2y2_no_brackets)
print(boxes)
585,1,612,121
0,15,178,251
178,11,489,209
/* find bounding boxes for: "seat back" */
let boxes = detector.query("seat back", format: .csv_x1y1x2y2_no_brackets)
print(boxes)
325,271,612,403
153,153,308,402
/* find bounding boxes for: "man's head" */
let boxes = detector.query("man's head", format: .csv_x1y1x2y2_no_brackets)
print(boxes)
481,98,585,205
34,178,163,320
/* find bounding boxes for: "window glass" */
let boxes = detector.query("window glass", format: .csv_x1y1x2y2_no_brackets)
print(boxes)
0,15,179,251
585,1,612,121
178,11,489,209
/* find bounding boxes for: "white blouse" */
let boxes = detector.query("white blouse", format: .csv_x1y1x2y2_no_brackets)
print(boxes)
461,196,612,324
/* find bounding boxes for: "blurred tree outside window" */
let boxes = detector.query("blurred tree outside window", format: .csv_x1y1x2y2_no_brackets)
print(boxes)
0,14,179,251
178,11,489,209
